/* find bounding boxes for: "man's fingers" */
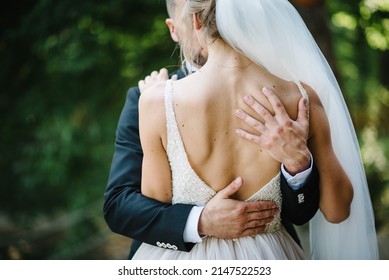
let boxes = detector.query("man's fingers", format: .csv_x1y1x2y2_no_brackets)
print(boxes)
244,200,278,213
262,87,288,118
144,69,169,83
297,97,309,129
138,80,145,92
241,226,267,237
150,70,158,78
235,108,266,133
241,215,277,237
158,68,169,80
245,207,278,220
245,216,275,230
201,180,280,239
242,95,277,125
235,128,264,147
139,68,171,94
217,177,243,199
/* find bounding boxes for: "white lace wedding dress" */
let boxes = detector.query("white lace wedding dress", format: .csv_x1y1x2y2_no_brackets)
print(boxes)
132,80,306,260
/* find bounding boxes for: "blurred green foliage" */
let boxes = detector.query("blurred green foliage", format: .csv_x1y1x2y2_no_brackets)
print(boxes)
0,0,179,259
0,0,388,259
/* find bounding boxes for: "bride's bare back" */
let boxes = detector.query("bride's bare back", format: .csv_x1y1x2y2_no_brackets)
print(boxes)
158,63,303,201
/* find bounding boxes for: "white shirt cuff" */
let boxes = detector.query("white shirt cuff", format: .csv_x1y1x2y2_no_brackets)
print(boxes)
183,206,205,243
281,153,313,190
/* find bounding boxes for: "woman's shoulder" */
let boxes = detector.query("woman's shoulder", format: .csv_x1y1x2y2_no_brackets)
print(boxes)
269,80,324,123
138,80,167,110
138,80,169,142
295,81,328,140
138,80,168,136
296,81,324,112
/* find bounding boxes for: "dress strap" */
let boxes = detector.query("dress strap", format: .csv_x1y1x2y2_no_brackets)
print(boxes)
164,79,179,149
163,79,191,168
164,79,174,127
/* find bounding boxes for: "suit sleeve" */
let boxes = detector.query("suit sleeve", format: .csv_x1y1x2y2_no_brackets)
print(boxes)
280,159,320,226
103,86,195,252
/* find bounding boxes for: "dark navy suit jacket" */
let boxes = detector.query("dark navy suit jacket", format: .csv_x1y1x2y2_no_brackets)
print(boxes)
103,69,320,259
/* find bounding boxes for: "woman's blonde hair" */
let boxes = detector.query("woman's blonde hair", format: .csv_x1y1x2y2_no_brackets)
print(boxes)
180,0,221,67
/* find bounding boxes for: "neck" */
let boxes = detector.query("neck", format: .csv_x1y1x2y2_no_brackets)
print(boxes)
205,39,253,69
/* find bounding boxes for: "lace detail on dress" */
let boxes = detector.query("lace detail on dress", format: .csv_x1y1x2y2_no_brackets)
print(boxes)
246,173,282,233
164,80,216,206
164,80,282,233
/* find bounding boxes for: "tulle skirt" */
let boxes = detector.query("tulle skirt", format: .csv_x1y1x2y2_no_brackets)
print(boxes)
132,227,305,260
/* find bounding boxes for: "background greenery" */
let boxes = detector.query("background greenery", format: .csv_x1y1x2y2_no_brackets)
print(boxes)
0,0,388,259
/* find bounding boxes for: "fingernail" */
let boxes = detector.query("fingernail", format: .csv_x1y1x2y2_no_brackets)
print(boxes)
243,95,253,104
235,129,243,136
235,177,242,184
262,87,271,95
235,109,244,118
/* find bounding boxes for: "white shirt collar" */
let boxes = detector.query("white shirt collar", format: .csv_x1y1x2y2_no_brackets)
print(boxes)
185,61,199,73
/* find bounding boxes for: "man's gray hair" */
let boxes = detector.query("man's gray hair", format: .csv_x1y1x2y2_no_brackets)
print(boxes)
166,0,177,18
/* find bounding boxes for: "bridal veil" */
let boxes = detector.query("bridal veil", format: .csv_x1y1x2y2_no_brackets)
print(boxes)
215,0,379,259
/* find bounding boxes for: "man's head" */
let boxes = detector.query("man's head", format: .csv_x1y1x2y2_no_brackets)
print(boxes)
165,0,207,68
166,0,177,19
165,0,185,43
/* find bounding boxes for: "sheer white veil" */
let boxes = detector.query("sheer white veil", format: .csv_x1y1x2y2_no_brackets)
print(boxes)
215,0,378,259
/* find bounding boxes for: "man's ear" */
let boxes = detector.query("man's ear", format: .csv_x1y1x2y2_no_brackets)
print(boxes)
166,18,179,42
193,13,202,30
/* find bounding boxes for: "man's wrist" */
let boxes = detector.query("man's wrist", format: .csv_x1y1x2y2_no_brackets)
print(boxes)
183,206,205,243
281,152,313,190
283,149,311,176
